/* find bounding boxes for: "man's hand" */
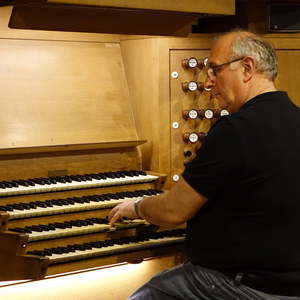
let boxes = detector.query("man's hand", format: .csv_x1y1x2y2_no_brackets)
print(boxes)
108,199,139,226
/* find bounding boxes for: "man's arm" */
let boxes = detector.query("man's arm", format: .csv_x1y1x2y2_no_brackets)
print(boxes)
108,176,207,226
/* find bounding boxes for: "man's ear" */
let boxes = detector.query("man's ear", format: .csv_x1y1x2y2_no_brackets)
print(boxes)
242,56,256,82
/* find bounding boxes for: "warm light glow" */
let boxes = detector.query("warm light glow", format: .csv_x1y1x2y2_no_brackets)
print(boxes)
45,261,129,279
0,258,174,300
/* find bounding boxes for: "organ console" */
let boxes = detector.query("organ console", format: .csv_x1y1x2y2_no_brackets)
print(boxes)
0,167,185,280
0,4,231,292
2,1,299,298
0,8,192,280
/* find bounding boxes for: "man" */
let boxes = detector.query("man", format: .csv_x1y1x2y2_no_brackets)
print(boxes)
109,30,300,299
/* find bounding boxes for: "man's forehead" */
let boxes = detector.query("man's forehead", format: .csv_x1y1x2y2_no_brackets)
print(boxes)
209,35,233,63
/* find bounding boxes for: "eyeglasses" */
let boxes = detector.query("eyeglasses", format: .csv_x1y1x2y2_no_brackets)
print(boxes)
204,57,244,80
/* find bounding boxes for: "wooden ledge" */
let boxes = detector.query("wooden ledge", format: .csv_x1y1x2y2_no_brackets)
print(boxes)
0,140,147,156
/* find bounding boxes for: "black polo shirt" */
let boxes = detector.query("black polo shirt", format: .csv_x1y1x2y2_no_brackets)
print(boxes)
182,91,300,296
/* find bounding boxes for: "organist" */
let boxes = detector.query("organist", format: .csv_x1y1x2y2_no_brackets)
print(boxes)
109,30,300,299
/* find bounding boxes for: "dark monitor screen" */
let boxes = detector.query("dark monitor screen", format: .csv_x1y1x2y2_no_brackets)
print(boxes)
269,3,300,32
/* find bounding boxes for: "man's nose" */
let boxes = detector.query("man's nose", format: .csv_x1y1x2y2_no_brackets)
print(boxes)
204,75,214,90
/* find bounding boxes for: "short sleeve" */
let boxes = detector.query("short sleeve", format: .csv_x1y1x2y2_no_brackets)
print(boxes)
182,118,243,199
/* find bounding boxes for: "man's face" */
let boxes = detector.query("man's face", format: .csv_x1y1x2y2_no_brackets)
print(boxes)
206,36,244,113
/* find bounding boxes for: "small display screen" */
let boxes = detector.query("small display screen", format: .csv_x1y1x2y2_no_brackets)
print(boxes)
269,4,300,32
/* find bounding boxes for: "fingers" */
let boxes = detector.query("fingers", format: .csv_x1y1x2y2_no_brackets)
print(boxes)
109,210,122,226
108,200,136,226
108,205,118,221
108,205,120,225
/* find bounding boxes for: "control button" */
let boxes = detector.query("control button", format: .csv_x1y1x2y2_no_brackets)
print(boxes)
172,122,180,129
182,81,204,93
172,174,180,182
182,109,198,120
204,109,214,119
182,57,206,69
210,109,230,118
183,150,193,157
220,109,229,116
183,132,199,143
198,109,214,119
171,71,179,79
183,132,207,144
185,81,197,92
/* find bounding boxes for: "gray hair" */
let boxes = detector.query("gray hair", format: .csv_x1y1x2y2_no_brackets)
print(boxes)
229,34,278,81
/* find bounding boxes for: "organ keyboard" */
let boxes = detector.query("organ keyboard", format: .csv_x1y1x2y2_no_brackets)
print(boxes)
12,217,112,241
28,229,185,264
0,170,158,197
1,188,161,219
0,167,185,280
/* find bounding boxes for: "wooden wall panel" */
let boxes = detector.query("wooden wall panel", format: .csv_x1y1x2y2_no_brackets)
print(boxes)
0,148,140,181
276,51,300,107
120,38,161,171
0,39,138,149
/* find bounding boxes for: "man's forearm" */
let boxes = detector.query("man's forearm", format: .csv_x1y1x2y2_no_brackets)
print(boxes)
108,177,207,226
139,192,185,227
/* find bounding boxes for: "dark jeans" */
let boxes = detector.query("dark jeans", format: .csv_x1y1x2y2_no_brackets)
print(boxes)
128,262,300,300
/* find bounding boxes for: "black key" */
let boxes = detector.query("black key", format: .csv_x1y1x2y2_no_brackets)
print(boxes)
55,177,67,183
0,182,7,189
27,250,45,256
26,180,36,186
10,227,30,233
69,175,82,182
52,222,66,229
84,175,94,181
10,181,19,187
29,225,43,232
48,178,57,184
52,247,64,255
63,176,73,183
11,204,25,211
115,192,125,199
78,175,88,182
44,200,53,207
3,181,14,188
90,174,101,180
65,198,76,205
97,173,107,179
35,201,47,208
65,245,76,253
115,172,126,178
31,178,47,185
43,249,53,256
16,180,30,187
4,205,14,212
